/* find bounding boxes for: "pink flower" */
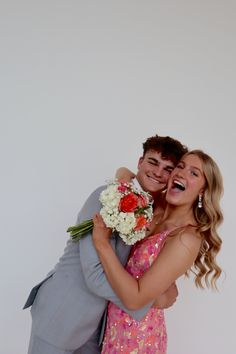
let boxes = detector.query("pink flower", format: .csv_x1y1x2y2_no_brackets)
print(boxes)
117,183,128,193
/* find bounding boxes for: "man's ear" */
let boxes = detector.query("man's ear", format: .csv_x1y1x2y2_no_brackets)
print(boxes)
137,156,144,169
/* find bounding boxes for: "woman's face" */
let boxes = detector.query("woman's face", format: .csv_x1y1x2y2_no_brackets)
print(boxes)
166,154,206,207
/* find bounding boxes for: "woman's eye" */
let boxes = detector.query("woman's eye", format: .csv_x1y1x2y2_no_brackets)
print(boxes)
191,171,198,176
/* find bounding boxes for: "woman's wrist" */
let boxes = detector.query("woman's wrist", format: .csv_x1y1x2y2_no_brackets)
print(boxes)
93,237,112,255
92,213,113,251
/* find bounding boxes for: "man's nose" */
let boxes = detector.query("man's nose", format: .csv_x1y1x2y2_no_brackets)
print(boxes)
153,165,164,177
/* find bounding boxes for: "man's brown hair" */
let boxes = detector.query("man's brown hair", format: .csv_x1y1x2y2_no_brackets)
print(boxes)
143,134,188,165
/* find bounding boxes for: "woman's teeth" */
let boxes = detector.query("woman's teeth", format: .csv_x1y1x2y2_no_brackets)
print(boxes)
172,180,185,191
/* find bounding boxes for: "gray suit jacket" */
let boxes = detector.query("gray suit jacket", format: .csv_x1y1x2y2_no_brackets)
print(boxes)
24,186,152,351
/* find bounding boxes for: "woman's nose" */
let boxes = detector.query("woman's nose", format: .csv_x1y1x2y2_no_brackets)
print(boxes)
174,168,186,179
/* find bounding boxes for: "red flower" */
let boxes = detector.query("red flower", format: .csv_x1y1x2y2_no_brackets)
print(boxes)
119,193,139,212
134,215,147,231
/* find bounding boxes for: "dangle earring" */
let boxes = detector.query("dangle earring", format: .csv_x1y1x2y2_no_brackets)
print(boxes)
198,194,203,208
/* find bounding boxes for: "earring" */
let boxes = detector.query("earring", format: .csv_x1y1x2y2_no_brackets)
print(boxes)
198,195,203,208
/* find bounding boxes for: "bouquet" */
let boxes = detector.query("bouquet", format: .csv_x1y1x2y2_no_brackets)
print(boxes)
67,180,153,245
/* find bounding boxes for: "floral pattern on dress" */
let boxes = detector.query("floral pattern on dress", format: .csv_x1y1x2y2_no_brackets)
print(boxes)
102,231,170,354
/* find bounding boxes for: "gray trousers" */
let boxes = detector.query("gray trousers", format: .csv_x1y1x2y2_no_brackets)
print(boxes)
27,328,101,354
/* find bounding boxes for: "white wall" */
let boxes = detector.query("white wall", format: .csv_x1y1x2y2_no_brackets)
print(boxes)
1,1,235,353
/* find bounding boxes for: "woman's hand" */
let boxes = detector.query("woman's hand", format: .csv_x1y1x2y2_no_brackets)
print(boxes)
92,213,113,248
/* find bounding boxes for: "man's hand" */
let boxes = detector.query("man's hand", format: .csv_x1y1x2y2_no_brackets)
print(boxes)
115,167,135,182
152,282,178,309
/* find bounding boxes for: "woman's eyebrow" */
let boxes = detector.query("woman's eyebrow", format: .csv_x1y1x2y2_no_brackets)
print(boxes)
190,166,202,173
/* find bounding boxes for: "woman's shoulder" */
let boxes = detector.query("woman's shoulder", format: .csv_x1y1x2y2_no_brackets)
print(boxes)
166,225,202,256
177,226,202,254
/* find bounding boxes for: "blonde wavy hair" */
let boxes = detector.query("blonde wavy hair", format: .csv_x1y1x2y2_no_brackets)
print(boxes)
186,150,224,290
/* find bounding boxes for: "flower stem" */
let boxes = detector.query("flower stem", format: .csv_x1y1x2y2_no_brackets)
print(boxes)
67,219,94,241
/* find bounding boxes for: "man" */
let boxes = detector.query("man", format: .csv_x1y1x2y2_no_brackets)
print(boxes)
24,134,188,354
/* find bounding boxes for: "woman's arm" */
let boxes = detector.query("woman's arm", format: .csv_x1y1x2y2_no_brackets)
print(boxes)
115,167,135,182
92,213,201,310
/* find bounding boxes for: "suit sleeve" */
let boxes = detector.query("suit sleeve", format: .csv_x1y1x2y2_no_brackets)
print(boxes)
77,186,154,321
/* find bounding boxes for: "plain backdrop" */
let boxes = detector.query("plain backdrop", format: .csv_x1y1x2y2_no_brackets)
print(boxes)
1,1,235,353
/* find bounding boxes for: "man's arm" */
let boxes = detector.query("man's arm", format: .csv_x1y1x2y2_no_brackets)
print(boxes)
77,186,154,320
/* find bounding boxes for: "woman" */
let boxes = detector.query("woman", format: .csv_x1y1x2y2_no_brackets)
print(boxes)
92,150,223,354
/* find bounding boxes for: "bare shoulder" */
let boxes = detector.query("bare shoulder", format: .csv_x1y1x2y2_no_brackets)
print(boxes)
178,226,202,255
166,226,202,257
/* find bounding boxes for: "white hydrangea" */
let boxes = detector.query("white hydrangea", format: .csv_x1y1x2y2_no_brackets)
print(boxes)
99,185,121,209
115,212,136,234
144,207,153,220
101,205,119,216
119,230,146,245
100,208,119,229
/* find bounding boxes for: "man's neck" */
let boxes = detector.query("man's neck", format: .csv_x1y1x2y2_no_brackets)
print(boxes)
153,192,166,209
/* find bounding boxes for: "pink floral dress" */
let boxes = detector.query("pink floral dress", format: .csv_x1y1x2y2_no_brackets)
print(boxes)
102,231,169,354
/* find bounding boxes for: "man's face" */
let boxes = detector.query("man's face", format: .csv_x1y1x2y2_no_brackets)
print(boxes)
136,150,175,195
